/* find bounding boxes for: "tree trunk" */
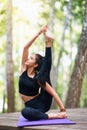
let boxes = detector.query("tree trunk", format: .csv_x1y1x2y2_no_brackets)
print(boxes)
2,85,6,113
50,0,73,109
65,0,87,108
52,0,73,88
6,0,15,112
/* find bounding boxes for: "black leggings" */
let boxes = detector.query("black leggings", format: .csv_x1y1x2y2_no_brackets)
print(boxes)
22,47,52,120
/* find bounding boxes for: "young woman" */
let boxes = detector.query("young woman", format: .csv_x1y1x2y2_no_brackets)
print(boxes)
19,25,67,120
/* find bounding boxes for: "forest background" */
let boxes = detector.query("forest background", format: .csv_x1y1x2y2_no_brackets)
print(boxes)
0,0,87,113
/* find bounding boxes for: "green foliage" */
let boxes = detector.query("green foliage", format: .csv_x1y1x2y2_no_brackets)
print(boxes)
72,0,85,23
0,0,6,36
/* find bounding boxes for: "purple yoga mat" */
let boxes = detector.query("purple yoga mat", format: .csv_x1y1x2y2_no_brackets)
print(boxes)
17,115,76,127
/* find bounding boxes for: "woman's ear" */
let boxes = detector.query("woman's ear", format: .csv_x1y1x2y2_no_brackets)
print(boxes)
34,63,38,68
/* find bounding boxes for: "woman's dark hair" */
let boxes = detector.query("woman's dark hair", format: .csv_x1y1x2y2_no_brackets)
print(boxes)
34,54,46,87
35,54,44,72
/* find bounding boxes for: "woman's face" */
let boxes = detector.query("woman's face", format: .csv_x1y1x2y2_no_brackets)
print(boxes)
25,54,37,67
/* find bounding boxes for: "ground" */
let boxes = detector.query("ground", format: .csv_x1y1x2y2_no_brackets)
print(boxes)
0,108,87,130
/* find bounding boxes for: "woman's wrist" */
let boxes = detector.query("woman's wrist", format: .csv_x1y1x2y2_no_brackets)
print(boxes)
37,30,42,36
60,108,66,112
35,31,42,38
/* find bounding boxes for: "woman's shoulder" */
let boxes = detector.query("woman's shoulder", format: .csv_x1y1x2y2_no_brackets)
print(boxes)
19,70,27,77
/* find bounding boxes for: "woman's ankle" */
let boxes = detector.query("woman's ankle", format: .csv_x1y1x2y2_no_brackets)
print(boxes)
45,38,53,47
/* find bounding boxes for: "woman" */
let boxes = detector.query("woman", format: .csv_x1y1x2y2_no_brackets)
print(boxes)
19,25,67,120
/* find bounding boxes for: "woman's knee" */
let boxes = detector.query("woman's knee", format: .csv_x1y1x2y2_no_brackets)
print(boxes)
21,107,30,119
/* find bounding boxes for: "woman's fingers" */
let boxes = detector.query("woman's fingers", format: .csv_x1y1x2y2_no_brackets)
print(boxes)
40,25,48,33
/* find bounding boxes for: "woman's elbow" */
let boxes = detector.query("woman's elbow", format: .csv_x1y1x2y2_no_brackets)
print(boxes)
23,45,28,50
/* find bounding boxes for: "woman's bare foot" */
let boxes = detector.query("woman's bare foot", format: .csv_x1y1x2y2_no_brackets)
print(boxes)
48,113,59,119
44,30,54,47
48,112,67,119
45,30,54,40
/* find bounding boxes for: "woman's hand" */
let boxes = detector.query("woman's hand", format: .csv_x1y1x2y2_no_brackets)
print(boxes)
39,25,48,33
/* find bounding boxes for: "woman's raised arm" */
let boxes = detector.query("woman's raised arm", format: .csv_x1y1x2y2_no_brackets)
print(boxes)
20,25,48,74
45,82,65,111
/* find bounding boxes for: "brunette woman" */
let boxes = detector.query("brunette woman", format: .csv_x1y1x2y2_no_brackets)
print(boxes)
19,25,67,120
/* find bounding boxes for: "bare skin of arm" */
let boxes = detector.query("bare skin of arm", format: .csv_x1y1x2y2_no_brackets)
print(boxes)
20,25,48,75
44,82,67,118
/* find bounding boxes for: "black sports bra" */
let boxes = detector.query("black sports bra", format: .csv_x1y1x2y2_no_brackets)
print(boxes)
19,71,40,96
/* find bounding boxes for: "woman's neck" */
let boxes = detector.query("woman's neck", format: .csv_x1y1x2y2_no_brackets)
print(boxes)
27,67,35,77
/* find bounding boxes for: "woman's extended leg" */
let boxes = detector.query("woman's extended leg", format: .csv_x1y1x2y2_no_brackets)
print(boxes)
36,33,54,112
38,33,53,84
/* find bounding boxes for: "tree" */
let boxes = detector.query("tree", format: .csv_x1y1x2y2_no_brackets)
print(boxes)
65,0,87,108
51,0,73,88
6,0,15,112
50,0,73,108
